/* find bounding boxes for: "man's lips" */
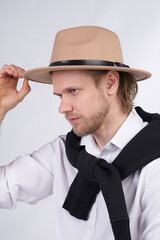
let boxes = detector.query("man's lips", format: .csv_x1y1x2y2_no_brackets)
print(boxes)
67,117,80,124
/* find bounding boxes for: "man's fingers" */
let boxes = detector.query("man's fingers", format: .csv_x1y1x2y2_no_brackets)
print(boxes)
0,68,19,79
17,79,31,102
10,64,25,77
2,64,25,72
0,69,19,89
2,64,24,78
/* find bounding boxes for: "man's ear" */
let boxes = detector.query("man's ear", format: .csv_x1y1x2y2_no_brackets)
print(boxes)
105,71,119,95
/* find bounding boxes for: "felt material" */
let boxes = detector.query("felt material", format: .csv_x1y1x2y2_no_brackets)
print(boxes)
63,107,160,240
23,26,151,84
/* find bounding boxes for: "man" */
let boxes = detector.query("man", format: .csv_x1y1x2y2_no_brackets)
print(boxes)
0,26,160,240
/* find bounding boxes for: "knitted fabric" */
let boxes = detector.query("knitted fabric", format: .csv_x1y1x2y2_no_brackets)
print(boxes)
63,107,160,240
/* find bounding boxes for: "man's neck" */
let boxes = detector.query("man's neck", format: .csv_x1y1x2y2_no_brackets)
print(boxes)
93,107,129,150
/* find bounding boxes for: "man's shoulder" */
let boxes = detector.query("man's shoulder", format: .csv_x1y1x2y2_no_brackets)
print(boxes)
50,134,67,146
144,157,160,172
140,157,160,186
31,134,67,162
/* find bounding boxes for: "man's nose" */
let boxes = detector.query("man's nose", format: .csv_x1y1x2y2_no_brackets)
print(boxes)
59,98,73,114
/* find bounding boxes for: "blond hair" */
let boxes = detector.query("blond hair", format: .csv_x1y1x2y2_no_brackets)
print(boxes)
117,72,138,113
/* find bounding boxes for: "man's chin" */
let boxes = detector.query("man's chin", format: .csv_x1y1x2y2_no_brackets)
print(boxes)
73,128,84,137
72,126,93,137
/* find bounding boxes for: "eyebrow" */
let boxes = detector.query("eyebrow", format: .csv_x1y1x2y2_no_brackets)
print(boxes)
53,86,80,96
53,92,62,97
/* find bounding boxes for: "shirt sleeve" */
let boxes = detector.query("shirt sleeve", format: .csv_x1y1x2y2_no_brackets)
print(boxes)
0,137,63,209
139,158,160,240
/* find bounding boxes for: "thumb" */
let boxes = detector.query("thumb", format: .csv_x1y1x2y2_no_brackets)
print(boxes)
17,79,31,102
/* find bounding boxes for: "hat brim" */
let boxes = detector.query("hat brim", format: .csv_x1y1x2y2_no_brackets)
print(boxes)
23,65,151,84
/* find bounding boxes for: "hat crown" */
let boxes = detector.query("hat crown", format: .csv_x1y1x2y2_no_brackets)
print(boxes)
23,26,151,84
50,26,124,64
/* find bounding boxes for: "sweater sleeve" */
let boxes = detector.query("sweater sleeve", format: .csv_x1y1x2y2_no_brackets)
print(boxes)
139,158,160,240
0,136,64,209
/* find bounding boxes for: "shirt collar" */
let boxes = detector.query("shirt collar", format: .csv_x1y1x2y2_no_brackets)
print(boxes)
110,108,148,149
80,108,148,152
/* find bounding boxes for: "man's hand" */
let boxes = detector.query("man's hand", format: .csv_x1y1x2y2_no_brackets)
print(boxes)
0,64,31,123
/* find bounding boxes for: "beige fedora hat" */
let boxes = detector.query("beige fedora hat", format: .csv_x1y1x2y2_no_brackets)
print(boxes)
23,26,151,84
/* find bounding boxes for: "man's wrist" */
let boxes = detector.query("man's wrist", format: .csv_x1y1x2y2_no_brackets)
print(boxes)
0,109,7,125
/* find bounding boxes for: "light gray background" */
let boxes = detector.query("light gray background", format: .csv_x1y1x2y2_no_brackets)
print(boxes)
0,0,160,239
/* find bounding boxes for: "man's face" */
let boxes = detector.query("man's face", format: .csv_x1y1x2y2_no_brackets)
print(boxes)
52,70,110,137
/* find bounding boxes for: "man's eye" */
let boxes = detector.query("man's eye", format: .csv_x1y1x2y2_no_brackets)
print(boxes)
70,89,78,94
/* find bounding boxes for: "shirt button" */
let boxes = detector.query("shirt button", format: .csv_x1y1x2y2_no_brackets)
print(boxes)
88,225,93,231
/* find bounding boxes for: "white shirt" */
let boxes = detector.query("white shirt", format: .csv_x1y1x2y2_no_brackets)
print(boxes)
0,108,160,240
